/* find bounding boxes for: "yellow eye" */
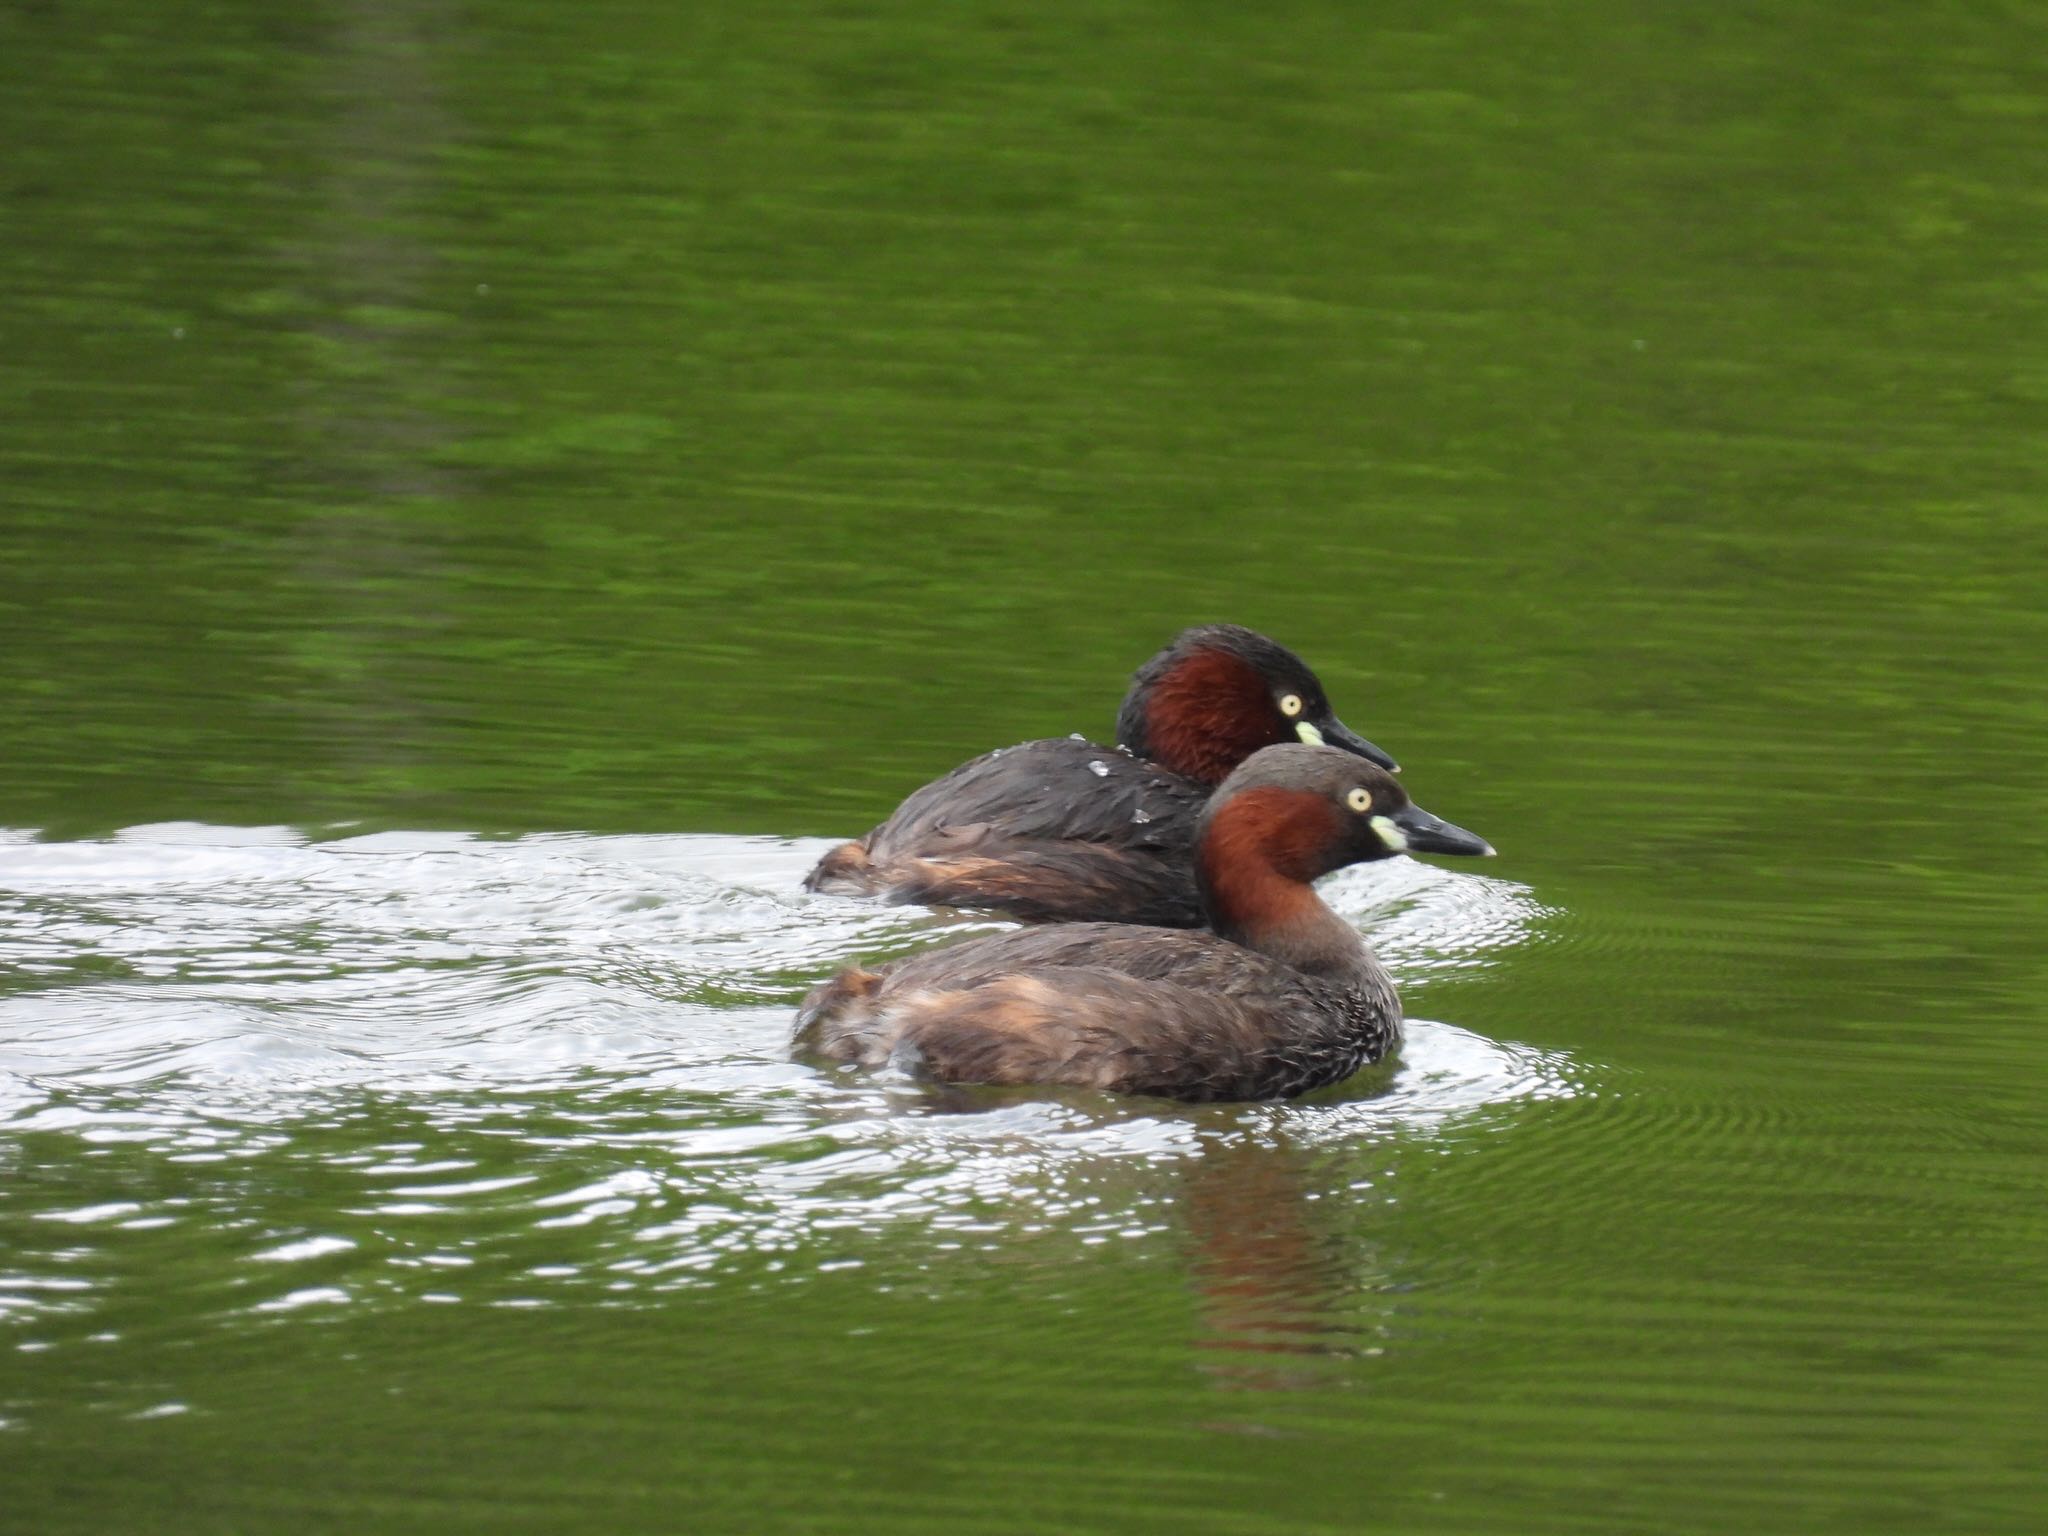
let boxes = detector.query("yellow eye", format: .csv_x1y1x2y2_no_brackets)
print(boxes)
1279,694,1304,717
1346,787,1372,813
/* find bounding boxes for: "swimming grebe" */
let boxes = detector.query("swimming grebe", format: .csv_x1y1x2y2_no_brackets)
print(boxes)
794,743,1492,1102
803,624,1399,927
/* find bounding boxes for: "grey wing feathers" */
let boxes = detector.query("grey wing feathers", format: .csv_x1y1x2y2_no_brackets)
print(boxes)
803,740,1210,925
867,739,1204,851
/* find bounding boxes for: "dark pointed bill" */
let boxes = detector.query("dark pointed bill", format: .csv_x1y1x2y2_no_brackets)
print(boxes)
1383,801,1494,858
1301,716,1400,773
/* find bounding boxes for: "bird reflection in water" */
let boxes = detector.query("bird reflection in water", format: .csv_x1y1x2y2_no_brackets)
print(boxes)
1177,1131,1402,1400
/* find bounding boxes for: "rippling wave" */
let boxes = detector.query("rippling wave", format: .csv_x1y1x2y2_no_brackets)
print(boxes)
0,824,1575,1337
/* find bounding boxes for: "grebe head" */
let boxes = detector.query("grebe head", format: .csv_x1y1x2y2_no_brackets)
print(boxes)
1194,744,1491,969
1115,624,1398,788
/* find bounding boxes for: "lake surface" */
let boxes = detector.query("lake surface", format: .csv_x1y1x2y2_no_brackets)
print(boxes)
3,2,2044,1531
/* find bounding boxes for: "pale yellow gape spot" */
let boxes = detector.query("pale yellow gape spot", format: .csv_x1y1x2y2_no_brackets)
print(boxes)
1369,814,1410,852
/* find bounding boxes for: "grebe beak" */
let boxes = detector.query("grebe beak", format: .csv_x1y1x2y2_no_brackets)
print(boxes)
1380,802,1494,858
1309,716,1400,774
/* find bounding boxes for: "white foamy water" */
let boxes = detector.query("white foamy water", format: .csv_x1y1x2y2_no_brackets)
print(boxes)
0,825,1579,1324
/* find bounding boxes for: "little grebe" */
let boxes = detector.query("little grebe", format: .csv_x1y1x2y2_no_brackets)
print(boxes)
794,743,1492,1102
803,624,1398,927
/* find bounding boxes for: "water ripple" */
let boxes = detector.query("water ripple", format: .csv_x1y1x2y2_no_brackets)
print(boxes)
1,824,1552,1091
0,824,1573,1337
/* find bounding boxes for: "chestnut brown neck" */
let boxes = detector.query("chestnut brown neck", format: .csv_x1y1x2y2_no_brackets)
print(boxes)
1138,650,1283,786
1195,788,1370,979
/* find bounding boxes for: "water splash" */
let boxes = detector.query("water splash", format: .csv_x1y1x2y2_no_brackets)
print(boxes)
0,824,1577,1336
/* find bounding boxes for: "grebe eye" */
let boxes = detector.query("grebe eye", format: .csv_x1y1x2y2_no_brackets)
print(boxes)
1279,694,1303,717
1346,787,1372,813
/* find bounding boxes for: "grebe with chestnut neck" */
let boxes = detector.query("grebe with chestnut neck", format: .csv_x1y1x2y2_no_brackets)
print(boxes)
803,625,1398,927
794,744,1493,1102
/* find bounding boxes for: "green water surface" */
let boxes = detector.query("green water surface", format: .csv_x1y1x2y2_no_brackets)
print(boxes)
2,2,2045,1532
